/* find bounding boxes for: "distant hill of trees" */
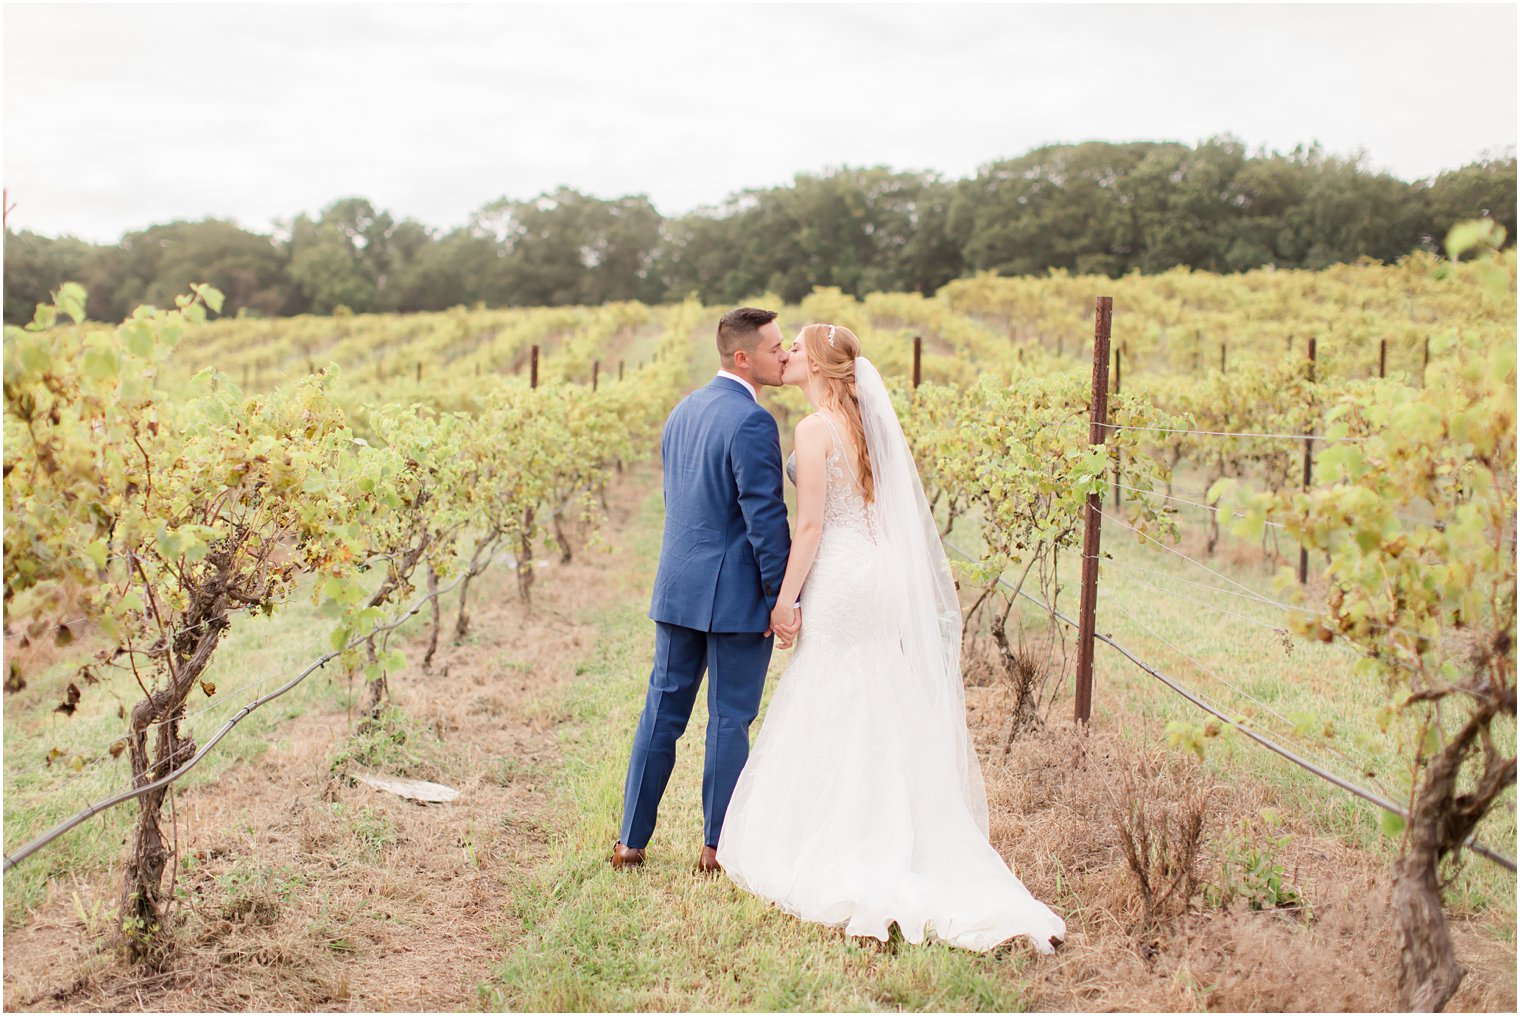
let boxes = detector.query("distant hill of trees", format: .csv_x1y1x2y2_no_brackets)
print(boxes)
5,137,1515,324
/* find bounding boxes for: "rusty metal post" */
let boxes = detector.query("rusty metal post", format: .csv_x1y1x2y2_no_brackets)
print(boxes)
619,359,625,381
1422,336,1430,386
1378,338,1386,379
1298,337,1317,585
416,361,422,383
592,360,600,392
912,335,922,389
1112,344,1123,508
1074,296,1113,726
1220,342,1227,374
530,345,539,389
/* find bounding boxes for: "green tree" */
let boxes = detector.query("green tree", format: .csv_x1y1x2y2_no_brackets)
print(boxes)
2,229,99,324
1425,155,1517,250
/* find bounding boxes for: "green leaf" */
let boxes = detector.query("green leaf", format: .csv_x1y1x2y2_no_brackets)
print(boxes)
20,336,50,375
1444,218,1507,261
25,303,57,332
1164,720,1207,761
1317,444,1366,483
81,343,119,382
122,320,154,357
85,539,109,570
196,284,225,315
57,282,88,324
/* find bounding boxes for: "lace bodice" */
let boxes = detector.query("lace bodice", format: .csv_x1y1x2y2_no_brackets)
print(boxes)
786,413,878,544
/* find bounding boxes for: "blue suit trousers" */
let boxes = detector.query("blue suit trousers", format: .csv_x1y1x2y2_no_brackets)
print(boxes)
620,621,772,849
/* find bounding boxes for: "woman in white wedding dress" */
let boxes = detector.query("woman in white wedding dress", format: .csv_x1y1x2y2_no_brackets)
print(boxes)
715,322,1066,955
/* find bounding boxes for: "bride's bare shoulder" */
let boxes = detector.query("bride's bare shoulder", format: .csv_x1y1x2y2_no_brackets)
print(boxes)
793,413,829,446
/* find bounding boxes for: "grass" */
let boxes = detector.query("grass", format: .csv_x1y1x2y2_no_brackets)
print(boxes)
1,536,489,928
481,484,1043,1012
949,487,1517,923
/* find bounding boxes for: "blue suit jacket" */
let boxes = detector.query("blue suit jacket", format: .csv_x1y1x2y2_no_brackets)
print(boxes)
649,376,791,633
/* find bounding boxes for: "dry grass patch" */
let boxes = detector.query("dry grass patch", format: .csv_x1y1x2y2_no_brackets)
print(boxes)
973,714,1516,1012
2,470,658,1013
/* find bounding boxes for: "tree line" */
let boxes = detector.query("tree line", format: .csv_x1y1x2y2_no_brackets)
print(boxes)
5,137,1514,324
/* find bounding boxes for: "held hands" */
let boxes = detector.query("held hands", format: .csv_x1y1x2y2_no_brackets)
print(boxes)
768,601,802,649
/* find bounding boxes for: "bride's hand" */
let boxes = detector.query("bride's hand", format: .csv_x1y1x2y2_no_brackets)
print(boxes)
770,601,796,631
771,602,800,647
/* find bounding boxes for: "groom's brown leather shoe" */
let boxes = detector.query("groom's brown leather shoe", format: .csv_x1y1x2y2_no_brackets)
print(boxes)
611,841,645,870
695,845,722,875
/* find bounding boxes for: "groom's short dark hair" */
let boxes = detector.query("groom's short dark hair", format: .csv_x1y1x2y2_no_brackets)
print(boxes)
717,307,778,366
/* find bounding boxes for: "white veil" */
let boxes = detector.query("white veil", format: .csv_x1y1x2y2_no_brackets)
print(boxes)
855,356,990,835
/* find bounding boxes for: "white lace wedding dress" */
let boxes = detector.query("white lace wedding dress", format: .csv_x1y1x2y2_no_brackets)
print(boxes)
716,412,1066,954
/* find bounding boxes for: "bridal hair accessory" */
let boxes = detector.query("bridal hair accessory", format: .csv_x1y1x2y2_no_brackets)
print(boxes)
826,324,837,347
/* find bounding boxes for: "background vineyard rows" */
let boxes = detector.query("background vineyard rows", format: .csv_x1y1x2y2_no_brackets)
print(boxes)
3,249,1514,1005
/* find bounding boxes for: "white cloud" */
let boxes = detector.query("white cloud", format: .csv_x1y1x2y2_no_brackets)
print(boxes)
4,2,1515,243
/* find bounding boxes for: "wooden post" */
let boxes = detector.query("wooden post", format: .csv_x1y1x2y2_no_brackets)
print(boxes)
416,361,422,383
592,360,600,392
1298,337,1317,585
1074,296,1113,726
912,335,922,389
1112,344,1123,508
1220,342,1227,374
1422,336,1430,386
619,359,625,381
530,345,539,389
1378,338,1387,379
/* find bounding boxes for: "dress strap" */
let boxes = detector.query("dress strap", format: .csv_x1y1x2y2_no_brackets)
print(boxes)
813,411,860,485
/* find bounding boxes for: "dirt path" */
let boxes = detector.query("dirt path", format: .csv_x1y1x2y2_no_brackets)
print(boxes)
2,467,659,1012
5,452,1515,1012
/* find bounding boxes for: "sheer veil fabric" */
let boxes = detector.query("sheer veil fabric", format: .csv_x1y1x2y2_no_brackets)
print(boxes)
715,356,1066,954
854,356,990,836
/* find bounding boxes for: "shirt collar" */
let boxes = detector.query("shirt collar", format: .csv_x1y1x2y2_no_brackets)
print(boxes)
715,369,758,402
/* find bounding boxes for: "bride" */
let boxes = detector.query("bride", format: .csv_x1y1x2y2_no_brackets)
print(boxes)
715,322,1066,954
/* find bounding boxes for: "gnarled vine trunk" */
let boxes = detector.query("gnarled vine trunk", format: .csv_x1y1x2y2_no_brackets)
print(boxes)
1393,685,1516,1011
120,581,230,960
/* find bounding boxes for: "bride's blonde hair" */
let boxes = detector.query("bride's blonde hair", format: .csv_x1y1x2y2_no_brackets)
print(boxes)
800,323,873,503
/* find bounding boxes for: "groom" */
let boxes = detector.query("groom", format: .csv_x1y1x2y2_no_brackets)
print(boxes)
613,307,796,874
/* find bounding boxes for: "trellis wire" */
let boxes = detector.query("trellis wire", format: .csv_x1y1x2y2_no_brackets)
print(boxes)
941,538,1514,873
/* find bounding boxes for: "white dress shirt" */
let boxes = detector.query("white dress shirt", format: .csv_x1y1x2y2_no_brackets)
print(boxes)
715,369,758,401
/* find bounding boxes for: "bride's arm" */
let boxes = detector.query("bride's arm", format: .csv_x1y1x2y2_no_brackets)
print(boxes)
772,415,829,631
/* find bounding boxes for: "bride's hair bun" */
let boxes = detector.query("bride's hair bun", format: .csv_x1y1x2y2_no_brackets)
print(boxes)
801,323,873,502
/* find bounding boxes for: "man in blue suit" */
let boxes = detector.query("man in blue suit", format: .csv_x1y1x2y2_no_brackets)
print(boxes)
614,307,796,874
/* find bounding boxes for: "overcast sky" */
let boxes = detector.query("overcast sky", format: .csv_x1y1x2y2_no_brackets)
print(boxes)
4,1,1516,244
